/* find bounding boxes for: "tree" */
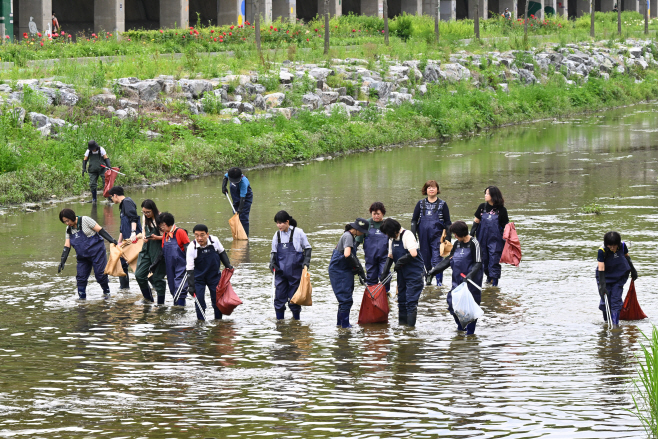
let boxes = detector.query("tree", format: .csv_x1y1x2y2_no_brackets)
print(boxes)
474,0,480,40
324,0,330,55
524,0,529,43
254,0,261,52
645,0,649,34
617,2,621,35
384,0,389,46
435,0,440,44
590,0,595,37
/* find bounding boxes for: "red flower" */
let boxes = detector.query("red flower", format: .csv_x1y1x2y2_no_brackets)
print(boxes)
182,35,186,38
4,35,8,39
314,28,318,32
245,21,250,25
189,26,194,29
37,32,42,37
381,30,384,33
190,30,193,35
214,37,217,41
274,27,278,31
23,32,28,38
270,25,273,29
306,38,309,41
211,29,214,33
231,25,235,29
40,42,43,46
352,29,356,32
159,29,164,33
229,32,232,36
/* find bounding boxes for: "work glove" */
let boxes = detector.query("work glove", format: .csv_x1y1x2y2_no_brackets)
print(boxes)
427,258,450,283
98,228,118,246
237,197,245,215
358,273,366,285
410,220,418,240
186,270,196,296
445,231,452,243
626,256,638,281
269,252,280,273
597,270,608,299
221,176,229,195
464,262,482,283
302,248,312,269
82,159,87,177
105,157,111,169
58,246,71,273
379,257,394,283
470,222,480,237
130,231,137,243
394,253,412,271
219,250,233,270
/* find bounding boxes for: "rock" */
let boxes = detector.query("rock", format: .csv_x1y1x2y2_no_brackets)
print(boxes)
346,105,362,116
0,84,12,93
309,68,334,81
91,93,116,106
338,95,355,106
213,88,229,102
518,69,536,85
179,79,213,99
320,91,339,105
635,59,648,70
36,123,52,136
29,112,50,129
265,92,286,108
253,94,266,111
389,92,412,105
118,99,139,109
232,117,242,125
499,83,509,93
225,101,244,113
9,107,26,126
302,93,323,110
242,103,255,115
15,79,38,89
629,47,643,58
143,130,161,139
601,73,610,80
369,81,393,100
423,63,442,83
49,118,67,131
115,109,129,119
125,107,138,118
245,83,266,95
336,87,347,96
220,108,239,115
417,84,428,96
279,71,294,84
441,63,471,82
616,64,625,74
274,108,292,119
58,91,79,106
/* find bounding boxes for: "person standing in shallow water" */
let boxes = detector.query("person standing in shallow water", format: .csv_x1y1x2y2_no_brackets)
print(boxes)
328,218,368,328
82,140,111,204
428,221,483,335
108,186,142,291
269,211,312,321
134,200,166,304
411,180,452,286
355,202,391,291
380,218,425,327
158,212,190,306
57,208,118,299
471,186,509,287
596,231,638,328
222,167,253,237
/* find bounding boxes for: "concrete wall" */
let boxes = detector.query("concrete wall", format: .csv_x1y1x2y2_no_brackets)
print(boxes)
343,0,360,14
499,0,516,17
246,0,271,22
95,0,125,33
318,0,341,16
297,0,317,20
556,0,567,17
218,0,245,24
623,0,638,11
575,0,589,15
400,0,422,14
600,0,614,11
190,0,217,26
361,0,384,16
467,0,487,18
161,0,188,28
272,0,295,21
424,0,456,20
18,0,50,36
651,0,656,17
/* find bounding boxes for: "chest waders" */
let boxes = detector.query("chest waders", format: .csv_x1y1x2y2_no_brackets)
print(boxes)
118,198,142,290
447,244,483,334
87,150,105,202
230,180,253,237
274,228,304,320
135,222,166,303
478,208,505,286
68,217,110,299
329,231,358,328
595,244,630,325
363,223,390,291
163,228,188,306
192,238,223,320
391,231,425,327
418,199,446,285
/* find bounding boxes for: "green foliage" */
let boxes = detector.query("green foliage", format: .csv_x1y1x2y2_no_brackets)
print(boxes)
581,202,603,214
629,326,658,439
259,74,280,92
201,93,223,114
393,14,414,41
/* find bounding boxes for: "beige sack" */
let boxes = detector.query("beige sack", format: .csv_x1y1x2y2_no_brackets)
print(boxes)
440,229,453,258
290,267,312,306
119,234,144,273
104,243,126,277
229,213,248,241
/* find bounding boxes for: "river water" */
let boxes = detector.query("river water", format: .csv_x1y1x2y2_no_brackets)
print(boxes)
0,104,656,438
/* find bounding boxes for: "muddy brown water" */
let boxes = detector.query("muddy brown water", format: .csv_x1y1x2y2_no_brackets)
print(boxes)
0,104,657,438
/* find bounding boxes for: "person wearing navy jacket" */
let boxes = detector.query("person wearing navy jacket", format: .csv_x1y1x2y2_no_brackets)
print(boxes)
269,211,312,321
355,202,391,292
186,224,233,321
380,218,425,327
222,167,254,237
58,208,118,299
596,231,638,328
108,186,142,291
470,186,509,287
428,221,483,335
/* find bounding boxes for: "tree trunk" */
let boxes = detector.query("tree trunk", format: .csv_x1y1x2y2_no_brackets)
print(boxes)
645,0,649,34
254,0,261,52
324,0,330,55
617,2,621,35
435,0,440,44
384,0,389,46
590,0,595,37
475,0,480,39
524,0,529,41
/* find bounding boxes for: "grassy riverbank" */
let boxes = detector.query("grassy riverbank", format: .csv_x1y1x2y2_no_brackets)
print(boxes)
1,64,657,205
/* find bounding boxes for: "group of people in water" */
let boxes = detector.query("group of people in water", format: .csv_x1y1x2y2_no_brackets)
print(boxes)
60,160,639,332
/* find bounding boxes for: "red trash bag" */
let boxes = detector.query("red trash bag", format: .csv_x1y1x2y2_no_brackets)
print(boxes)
102,167,120,198
215,268,242,316
358,283,389,324
620,280,648,321
500,222,522,266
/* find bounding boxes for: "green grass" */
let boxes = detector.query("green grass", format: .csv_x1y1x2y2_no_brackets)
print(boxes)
1,65,657,205
581,202,603,214
630,326,658,439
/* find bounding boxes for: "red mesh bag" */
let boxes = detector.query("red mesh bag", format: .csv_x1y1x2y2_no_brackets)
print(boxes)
500,222,522,266
620,280,648,321
215,268,242,316
102,167,120,198
358,283,389,324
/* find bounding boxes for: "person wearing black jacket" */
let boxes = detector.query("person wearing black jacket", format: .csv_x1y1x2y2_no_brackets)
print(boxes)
82,140,112,204
470,186,508,287
108,186,142,290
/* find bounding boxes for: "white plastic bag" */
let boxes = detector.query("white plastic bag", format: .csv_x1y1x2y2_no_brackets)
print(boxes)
451,282,484,328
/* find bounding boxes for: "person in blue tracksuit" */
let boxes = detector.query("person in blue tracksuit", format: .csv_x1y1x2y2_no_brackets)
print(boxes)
596,231,638,328
222,167,253,237
58,208,118,299
411,180,452,286
108,186,142,290
380,218,425,327
470,186,508,287
158,212,190,306
186,224,233,321
328,218,369,328
269,211,312,320
428,221,483,335
355,202,391,292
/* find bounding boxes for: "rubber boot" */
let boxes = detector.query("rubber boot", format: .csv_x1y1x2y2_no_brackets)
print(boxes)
465,320,477,335
398,312,407,326
77,289,87,300
91,189,97,204
611,311,620,328
175,298,186,306
157,295,165,305
485,277,492,285
452,314,465,331
292,310,300,321
243,223,249,237
140,286,154,303
119,273,130,290
214,310,223,320
491,278,499,287
339,311,352,328
406,311,417,327
426,276,432,286
336,311,341,326
276,309,285,320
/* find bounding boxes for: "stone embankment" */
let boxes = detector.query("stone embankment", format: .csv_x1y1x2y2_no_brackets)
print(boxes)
0,39,656,133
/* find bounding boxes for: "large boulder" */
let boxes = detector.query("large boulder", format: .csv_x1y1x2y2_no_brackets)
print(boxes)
58,90,79,106
264,92,286,108
28,112,50,129
179,79,213,99
245,83,266,95
213,88,229,103
91,93,117,106
441,63,471,82
369,81,393,100
253,94,266,110
279,71,294,84
132,80,162,102
423,63,442,83
309,68,334,81
302,93,323,110
320,91,339,105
